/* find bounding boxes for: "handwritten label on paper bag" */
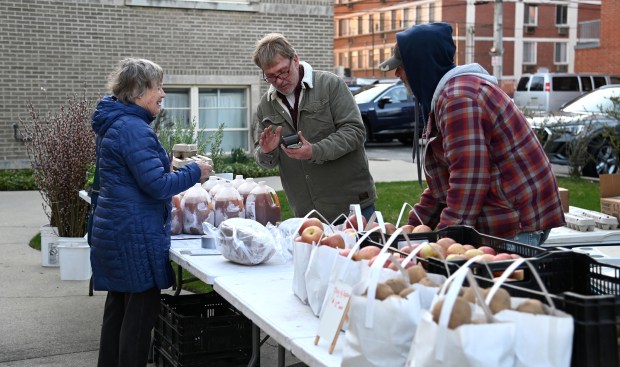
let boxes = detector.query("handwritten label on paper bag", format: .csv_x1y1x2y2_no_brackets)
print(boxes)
315,281,352,354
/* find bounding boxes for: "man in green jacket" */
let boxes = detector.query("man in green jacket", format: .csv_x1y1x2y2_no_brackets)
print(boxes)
252,33,377,223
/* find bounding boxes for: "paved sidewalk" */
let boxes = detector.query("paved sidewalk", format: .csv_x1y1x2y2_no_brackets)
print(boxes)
0,158,418,367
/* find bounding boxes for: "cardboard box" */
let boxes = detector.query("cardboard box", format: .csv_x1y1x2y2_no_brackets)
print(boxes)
600,174,620,222
558,187,569,213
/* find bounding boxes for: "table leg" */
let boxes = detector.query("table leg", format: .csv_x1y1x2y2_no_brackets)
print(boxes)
174,264,183,296
278,344,285,367
247,322,260,367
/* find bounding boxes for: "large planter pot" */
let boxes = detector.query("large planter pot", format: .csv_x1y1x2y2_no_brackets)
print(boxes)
57,236,91,281
40,224,59,267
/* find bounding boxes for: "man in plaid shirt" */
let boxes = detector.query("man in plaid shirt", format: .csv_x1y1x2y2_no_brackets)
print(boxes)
379,23,565,245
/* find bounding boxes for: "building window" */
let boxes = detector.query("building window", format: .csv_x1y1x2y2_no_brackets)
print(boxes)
162,90,191,127
379,13,385,32
391,10,398,30
415,5,423,23
523,42,536,64
357,16,363,36
429,3,435,22
524,5,538,26
338,19,348,37
556,4,568,26
403,8,410,28
373,49,380,69
554,42,567,64
161,87,249,152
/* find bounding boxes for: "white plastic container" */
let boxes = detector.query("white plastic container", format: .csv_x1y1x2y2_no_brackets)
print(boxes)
40,224,59,267
57,237,91,280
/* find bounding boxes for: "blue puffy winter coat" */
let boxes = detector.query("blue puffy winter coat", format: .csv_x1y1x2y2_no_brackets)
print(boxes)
91,96,201,292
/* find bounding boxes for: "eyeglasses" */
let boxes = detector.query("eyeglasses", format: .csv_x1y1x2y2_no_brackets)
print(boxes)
263,58,293,83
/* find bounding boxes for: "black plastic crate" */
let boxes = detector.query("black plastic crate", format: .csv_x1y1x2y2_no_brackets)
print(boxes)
156,292,252,358
153,343,252,367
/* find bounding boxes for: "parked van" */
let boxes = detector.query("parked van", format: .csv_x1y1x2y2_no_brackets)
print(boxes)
513,72,620,112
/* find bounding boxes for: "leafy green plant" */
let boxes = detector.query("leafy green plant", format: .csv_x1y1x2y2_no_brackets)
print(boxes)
206,123,225,173
0,169,38,191
155,112,208,155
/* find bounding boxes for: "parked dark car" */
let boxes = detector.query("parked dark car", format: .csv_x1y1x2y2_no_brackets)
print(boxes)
528,85,620,177
354,82,422,145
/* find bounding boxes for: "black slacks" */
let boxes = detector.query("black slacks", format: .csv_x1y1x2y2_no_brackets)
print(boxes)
97,288,161,367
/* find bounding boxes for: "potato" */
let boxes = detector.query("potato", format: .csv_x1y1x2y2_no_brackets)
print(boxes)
432,297,472,329
515,298,546,315
385,278,408,295
407,265,427,284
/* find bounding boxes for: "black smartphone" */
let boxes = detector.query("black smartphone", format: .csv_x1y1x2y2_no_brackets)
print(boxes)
281,133,302,149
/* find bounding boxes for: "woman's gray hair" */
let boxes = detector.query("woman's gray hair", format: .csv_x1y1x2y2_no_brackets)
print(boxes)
252,33,296,69
107,58,164,103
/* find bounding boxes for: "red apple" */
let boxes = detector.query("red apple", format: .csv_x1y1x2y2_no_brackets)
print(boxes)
319,233,346,249
446,254,468,261
446,243,466,255
300,225,323,244
339,248,352,257
400,224,416,234
464,249,484,259
478,246,497,256
510,269,525,281
354,245,381,261
413,224,433,233
430,242,446,258
476,254,496,263
436,237,456,251
384,222,398,235
299,217,323,235
493,253,512,261
418,244,440,259
345,214,367,231
510,253,522,259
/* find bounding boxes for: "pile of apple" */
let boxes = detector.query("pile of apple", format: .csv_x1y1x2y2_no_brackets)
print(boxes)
294,217,356,249
401,236,523,263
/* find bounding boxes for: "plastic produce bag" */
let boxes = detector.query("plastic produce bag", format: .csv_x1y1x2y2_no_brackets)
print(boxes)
170,194,183,235
216,218,276,265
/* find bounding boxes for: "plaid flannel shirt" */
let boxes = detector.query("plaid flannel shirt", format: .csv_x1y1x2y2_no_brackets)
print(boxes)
409,75,565,239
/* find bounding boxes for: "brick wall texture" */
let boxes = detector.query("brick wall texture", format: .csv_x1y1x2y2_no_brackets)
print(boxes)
575,0,620,75
0,0,333,169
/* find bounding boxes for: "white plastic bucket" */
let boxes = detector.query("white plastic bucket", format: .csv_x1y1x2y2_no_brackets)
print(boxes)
57,237,91,281
40,224,59,267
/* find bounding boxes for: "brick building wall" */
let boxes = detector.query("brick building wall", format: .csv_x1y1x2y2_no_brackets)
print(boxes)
575,0,620,75
0,0,333,169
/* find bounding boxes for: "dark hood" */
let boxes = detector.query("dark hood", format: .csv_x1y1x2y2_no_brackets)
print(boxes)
92,95,155,136
396,22,456,118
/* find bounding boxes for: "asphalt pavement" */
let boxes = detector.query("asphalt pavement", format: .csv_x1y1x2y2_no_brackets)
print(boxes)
0,148,419,367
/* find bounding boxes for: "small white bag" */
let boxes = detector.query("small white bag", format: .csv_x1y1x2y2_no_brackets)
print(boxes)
292,210,330,305
489,259,574,367
409,263,517,367
341,252,422,367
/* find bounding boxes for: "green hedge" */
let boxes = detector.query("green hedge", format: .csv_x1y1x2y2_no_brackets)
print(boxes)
0,169,38,191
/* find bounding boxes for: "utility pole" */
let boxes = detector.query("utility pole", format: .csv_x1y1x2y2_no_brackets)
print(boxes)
491,0,503,83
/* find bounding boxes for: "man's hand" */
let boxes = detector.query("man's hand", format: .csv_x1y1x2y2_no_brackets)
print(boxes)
281,132,312,160
259,126,283,154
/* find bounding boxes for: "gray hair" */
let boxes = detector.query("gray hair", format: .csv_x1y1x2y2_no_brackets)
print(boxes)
107,58,164,103
252,33,296,69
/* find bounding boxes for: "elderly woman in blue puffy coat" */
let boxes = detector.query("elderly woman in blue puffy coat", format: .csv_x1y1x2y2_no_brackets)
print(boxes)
91,58,211,367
